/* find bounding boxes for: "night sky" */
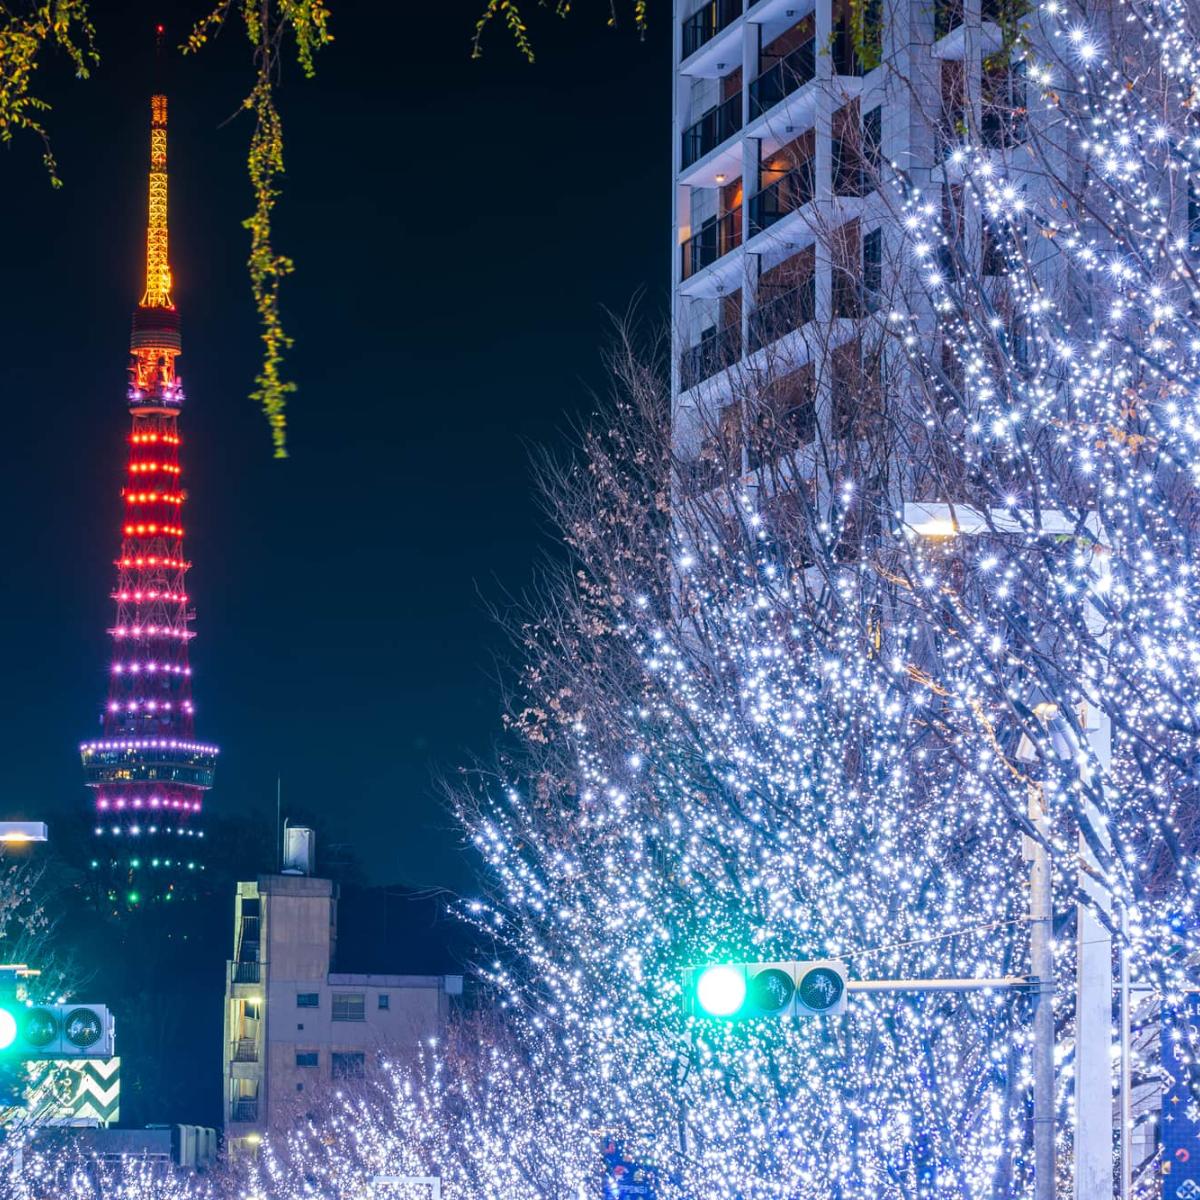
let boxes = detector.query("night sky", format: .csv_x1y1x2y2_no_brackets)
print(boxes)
0,1,668,889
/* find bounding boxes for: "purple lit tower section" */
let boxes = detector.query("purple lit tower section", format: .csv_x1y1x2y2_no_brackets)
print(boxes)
80,84,217,906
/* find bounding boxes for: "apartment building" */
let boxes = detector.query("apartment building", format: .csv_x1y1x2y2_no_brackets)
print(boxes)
222,834,461,1153
671,0,1024,479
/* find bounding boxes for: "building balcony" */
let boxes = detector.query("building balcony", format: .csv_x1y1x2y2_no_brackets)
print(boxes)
681,211,742,282
682,94,742,170
680,325,743,391
232,1038,258,1064
748,279,815,353
230,1098,258,1123
749,161,814,236
683,0,743,59
749,39,815,118
231,961,260,984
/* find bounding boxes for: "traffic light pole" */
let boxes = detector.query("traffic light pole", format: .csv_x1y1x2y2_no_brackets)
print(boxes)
845,978,1032,993
906,503,1118,1200
1029,783,1056,1200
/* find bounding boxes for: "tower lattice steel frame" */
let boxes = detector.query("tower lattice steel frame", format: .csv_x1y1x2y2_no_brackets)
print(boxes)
81,76,218,906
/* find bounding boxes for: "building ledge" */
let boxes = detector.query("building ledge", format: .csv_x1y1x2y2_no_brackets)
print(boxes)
328,972,460,991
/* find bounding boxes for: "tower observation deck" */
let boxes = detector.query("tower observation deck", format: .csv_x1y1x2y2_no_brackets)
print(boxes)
81,65,218,908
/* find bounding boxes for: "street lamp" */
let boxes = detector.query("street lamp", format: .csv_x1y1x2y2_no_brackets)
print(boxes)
0,823,47,844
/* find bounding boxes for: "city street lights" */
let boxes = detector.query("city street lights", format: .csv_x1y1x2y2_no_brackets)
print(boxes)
904,502,1120,1200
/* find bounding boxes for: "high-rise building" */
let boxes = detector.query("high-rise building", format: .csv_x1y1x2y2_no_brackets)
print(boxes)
80,79,218,909
670,0,1018,476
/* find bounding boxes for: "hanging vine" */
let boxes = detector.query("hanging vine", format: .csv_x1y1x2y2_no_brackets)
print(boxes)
849,0,883,72
473,0,647,61
185,1,333,459
0,1,97,186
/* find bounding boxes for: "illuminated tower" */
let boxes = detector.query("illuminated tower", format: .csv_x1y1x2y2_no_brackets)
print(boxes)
80,75,218,907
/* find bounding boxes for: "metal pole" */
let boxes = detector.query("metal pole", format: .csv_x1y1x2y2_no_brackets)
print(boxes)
1118,912,1132,1200
846,977,1031,993
1029,784,1056,1200
904,504,1117,1196
1074,651,1115,1198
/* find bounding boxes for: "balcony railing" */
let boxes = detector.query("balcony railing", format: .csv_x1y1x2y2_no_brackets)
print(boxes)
681,211,742,281
680,325,742,390
231,961,260,984
748,279,816,352
682,0,742,58
231,1098,258,1123
750,39,815,117
749,161,814,235
232,1038,258,1063
682,94,742,169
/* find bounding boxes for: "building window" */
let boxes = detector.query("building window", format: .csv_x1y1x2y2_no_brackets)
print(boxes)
296,993,319,1009
332,993,365,1022
332,1052,366,1079
378,993,390,1010
243,999,262,1021
296,1051,318,1068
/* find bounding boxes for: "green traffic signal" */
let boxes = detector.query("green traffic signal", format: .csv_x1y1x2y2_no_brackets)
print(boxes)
685,959,848,1020
0,1008,16,1052
694,964,747,1017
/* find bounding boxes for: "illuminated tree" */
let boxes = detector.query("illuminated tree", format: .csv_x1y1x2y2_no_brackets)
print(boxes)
449,0,1200,1192
247,1015,595,1200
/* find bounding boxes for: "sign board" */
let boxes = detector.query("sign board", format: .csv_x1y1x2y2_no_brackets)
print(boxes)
1163,995,1200,1198
28,1057,120,1126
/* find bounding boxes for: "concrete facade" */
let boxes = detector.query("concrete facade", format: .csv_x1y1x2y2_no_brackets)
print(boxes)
222,872,460,1153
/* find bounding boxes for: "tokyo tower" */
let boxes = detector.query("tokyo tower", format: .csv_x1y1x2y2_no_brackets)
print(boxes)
80,64,218,907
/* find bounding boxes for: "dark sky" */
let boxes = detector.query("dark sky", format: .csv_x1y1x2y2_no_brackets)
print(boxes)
0,1,668,888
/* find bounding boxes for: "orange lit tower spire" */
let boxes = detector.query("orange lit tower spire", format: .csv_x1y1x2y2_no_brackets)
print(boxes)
81,51,218,908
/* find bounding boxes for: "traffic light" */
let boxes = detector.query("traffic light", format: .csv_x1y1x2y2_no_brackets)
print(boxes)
0,1007,15,1052
10,1005,114,1059
0,986,23,1109
682,960,848,1020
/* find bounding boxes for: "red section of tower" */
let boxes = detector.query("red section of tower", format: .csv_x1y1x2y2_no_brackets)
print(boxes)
81,86,217,896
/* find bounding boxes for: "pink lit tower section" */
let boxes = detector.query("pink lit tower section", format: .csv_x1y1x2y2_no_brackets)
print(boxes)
80,74,217,906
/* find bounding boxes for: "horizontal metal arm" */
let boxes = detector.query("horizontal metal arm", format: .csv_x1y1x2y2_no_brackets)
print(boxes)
848,976,1036,993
